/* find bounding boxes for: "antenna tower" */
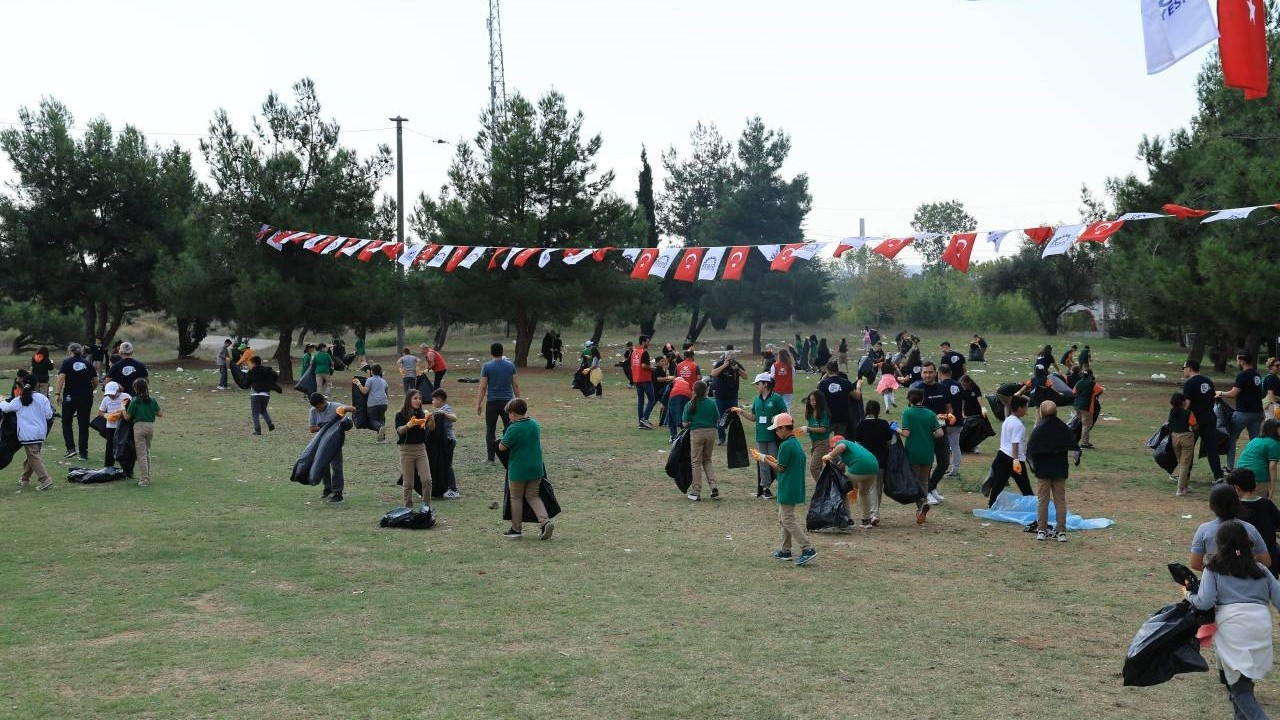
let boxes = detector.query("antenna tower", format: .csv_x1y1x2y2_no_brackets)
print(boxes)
487,0,507,129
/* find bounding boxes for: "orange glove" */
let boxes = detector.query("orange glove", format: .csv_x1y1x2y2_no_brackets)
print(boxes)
1012,460,1023,475
336,406,347,417
411,416,427,427
107,412,122,422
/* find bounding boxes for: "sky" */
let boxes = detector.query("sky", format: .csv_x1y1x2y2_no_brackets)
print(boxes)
0,0,1220,266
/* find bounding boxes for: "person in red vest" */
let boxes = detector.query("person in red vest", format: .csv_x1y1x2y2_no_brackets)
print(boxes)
632,336,657,430
675,349,700,386
424,345,448,389
771,347,795,411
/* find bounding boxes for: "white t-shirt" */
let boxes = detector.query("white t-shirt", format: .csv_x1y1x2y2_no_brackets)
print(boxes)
999,414,1026,460
99,393,132,429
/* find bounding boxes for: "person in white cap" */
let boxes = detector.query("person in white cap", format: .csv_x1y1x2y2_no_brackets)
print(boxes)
732,373,787,498
757,412,816,565
98,381,135,477
107,341,148,388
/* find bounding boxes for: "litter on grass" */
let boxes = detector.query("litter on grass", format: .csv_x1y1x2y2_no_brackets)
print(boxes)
972,491,1115,530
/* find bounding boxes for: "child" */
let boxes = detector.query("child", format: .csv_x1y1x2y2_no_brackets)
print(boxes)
497,398,553,540
431,389,460,498
1227,468,1280,577
900,387,942,524
30,346,54,397
877,369,900,414
394,389,435,513
822,433,881,529
1169,392,1196,496
398,347,419,395
122,378,162,487
682,379,719,501
308,393,357,503
801,390,831,483
353,364,390,443
98,381,134,478
985,395,1032,509
758,412,816,565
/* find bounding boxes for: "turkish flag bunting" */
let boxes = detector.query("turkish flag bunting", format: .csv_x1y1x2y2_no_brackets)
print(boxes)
302,235,331,251
513,248,541,267
264,230,289,250
380,242,403,260
413,244,441,267
1078,221,1125,242
721,246,751,281
833,238,867,257
1023,227,1054,245
629,248,659,279
487,247,511,271
256,224,276,241
562,249,588,265
592,247,613,262
284,232,315,246
340,239,371,256
319,237,346,255
357,241,386,262
445,246,470,272
673,248,704,283
941,233,977,273
770,243,805,272
1219,0,1269,99
1162,203,1211,220
872,237,913,260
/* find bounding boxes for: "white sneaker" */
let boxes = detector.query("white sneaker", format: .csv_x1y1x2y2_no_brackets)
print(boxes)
933,490,945,502
926,491,941,506
687,493,700,501
443,489,461,499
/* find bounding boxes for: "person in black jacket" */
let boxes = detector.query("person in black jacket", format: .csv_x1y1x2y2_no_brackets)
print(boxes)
245,355,279,435
1027,401,1082,541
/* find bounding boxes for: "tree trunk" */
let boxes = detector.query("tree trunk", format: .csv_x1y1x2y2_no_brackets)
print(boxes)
11,333,34,355
513,312,537,368
590,314,606,345
104,310,125,348
752,315,763,356
274,327,295,382
176,317,192,357
1244,332,1261,364
83,300,97,346
684,308,702,344
175,316,208,358
1210,336,1231,374
640,312,657,340
1186,331,1207,367
433,310,451,349
687,313,712,344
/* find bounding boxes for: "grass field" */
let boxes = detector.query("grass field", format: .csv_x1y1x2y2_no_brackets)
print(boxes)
0,326,1261,719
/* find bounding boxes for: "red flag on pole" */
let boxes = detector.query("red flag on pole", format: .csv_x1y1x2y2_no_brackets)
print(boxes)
673,248,704,283
1162,203,1211,220
1078,221,1126,242
629,249,659,279
445,246,470,272
513,248,541,267
872,237,913,260
721,246,751,280
1023,227,1053,245
941,233,977,273
769,243,805,272
1219,0,1269,99
487,247,511,270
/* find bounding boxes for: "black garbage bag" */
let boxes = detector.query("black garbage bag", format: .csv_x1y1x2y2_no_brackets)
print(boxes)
959,415,996,452
379,506,436,529
415,373,435,396
665,429,693,494
0,412,20,471
969,346,986,362
725,412,750,469
986,393,1006,422
424,420,449,498
290,416,350,485
1147,423,1177,474
67,466,128,484
294,366,318,396
856,355,873,381
883,438,925,504
90,414,108,439
807,463,853,531
113,418,136,464
501,473,562,522
1122,601,1212,686
229,362,251,390
351,376,370,429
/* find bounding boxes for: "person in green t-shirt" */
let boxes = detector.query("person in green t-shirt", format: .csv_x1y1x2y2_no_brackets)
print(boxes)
354,335,367,369
801,390,831,483
1237,419,1280,499
900,387,943,524
732,372,789,499
121,378,163,488
311,344,334,397
497,398,554,540
823,434,881,528
759,412,816,565
682,380,720,500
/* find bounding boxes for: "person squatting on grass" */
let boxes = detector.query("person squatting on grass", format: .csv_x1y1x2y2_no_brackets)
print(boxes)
758,412,816,566
1185,520,1280,720
394,389,435,514
823,432,881,530
1026,400,1081,542
122,378,162,487
732,372,788,499
0,379,54,490
497,398,553,540
899,387,942,525
682,380,719,501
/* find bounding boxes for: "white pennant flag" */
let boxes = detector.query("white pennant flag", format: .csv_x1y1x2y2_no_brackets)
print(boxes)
757,245,781,262
621,248,642,262
563,249,591,265
699,247,727,280
1201,206,1266,223
458,246,487,269
302,235,331,251
502,248,520,270
985,230,1012,253
397,243,427,268
794,243,823,260
1117,211,1169,221
320,236,347,255
912,232,942,241
340,239,372,257
427,244,453,267
648,247,681,279
538,249,556,268
1141,0,1218,74
1041,224,1083,258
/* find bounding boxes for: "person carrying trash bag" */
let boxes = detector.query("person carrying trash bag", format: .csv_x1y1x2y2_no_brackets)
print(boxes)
681,380,719,501
352,364,390,443
0,380,55,491
984,395,1033,510
98,381,135,479
822,433,881,529
393,389,435,515
754,412,816,566
732,373,787,499
1183,520,1280,719
308,393,357,504
497,398,553,540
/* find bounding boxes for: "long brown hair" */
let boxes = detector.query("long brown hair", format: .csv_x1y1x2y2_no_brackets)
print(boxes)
132,378,151,405
1207,520,1268,580
691,380,708,414
400,389,425,420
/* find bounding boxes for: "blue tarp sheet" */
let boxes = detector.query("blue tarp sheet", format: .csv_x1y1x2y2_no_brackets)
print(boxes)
972,491,1115,531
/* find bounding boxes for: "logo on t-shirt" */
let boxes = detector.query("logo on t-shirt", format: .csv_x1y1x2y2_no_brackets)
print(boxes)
73,361,87,372
1200,382,1211,394
121,366,135,376
827,382,842,393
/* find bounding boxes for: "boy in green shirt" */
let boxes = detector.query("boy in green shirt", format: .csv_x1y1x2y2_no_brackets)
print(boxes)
900,387,943,524
759,412,816,565
497,398,553,540
733,372,789,499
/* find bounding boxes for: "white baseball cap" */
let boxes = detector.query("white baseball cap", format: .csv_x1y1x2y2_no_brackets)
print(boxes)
104,381,121,395
754,373,774,385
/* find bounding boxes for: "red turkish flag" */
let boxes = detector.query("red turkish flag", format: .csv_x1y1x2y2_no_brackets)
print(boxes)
872,237,913,260
770,243,805,272
721,246,751,281
1220,0,1269,99
673,248,704,283
941,233,977,274
487,247,511,271
513,248,541,267
357,241,385,262
1023,227,1053,246
1078,221,1125,243
592,247,613,262
630,248,659,279
309,236,338,254
413,244,440,267
380,242,403,260
833,241,859,258
445,246,470,272
1162,203,1211,220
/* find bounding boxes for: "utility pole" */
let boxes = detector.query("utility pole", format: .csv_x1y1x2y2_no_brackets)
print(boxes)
390,115,408,353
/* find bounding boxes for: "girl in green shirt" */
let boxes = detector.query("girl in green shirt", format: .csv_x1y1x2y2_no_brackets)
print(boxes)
801,390,831,482
122,378,162,487
682,380,719,500
498,398,553,540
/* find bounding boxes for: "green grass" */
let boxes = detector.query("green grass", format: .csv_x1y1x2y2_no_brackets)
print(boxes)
0,326,1260,719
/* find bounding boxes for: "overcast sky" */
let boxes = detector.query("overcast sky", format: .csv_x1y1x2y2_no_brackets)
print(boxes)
2,0,1218,265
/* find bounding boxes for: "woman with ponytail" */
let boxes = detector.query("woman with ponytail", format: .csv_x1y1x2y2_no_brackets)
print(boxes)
682,380,719,501
0,380,55,490
122,378,162,487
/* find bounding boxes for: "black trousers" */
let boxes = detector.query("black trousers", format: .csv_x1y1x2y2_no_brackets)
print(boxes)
61,395,91,456
987,451,1032,506
928,435,949,491
485,400,511,461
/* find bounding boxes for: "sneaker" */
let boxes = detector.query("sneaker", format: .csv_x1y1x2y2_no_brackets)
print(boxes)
772,549,793,561
503,527,523,539
486,459,497,465
328,493,343,503
539,520,554,540
79,454,89,462
760,488,773,499
37,479,53,491
687,493,700,501
717,439,725,446
870,516,880,528
933,490,945,502
795,548,817,566
710,487,720,499
1175,488,1191,497
915,504,930,524
640,420,655,429
267,423,275,432
137,480,150,487
253,431,262,436
63,449,77,459
320,490,332,501
443,489,461,499
1056,531,1068,543
859,519,874,529
926,491,941,506
1036,529,1048,541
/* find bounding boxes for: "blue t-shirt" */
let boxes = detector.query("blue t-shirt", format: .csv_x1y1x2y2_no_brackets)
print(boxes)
482,358,517,402
58,356,97,400
364,375,389,407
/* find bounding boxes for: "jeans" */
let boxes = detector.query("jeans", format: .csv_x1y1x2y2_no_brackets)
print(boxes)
945,426,962,474
485,400,511,461
402,377,416,395
1226,675,1269,720
667,395,688,440
444,438,457,491
715,397,737,442
250,395,274,433
218,365,228,388
1228,411,1265,469
320,451,344,494
756,439,778,492
61,395,91,457
635,381,657,424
